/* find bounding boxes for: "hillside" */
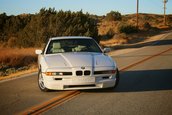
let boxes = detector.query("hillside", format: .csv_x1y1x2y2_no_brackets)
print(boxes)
99,13,172,46
99,13,172,35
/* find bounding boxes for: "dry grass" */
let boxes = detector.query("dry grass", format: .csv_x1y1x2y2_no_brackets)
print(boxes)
0,67,37,81
98,21,119,35
100,38,128,46
0,48,38,77
0,48,37,68
100,33,129,46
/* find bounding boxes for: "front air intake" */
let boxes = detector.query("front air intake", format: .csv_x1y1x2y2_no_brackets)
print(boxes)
76,71,82,76
76,70,91,76
84,70,91,75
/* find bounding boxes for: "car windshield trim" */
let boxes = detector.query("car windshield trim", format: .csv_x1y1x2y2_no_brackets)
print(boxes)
45,38,102,54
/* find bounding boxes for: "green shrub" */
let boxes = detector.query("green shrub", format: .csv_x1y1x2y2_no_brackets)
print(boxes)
118,23,138,34
105,11,122,21
143,22,151,30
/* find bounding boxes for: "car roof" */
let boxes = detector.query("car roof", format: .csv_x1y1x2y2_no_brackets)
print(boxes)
50,36,93,40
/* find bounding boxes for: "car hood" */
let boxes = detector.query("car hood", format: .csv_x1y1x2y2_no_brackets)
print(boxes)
44,53,115,68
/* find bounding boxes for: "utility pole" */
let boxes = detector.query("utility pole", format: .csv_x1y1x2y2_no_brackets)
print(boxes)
163,0,168,26
136,0,139,28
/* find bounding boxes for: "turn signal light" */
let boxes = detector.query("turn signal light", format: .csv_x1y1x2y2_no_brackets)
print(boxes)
45,72,54,76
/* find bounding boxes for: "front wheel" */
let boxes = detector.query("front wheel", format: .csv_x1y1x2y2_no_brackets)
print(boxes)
38,70,49,92
114,68,120,88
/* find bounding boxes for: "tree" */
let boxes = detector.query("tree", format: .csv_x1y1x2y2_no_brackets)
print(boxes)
105,11,122,21
15,9,99,47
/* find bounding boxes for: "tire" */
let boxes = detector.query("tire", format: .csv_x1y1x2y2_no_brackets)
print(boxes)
113,68,120,88
38,69,49,92
108,68,120,90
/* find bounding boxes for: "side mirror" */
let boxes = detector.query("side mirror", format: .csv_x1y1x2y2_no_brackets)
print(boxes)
103,48,111,53
35,50,42,55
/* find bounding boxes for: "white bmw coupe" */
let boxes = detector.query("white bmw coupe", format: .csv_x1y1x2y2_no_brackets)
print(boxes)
35,36,119,91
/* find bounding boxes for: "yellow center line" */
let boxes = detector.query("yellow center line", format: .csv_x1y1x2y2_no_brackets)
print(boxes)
18,47,172,115
18,91,81,115
120,47,172,71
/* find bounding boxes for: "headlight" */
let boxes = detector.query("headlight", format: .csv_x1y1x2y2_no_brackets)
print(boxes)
45,72,63,76
45,72,72,76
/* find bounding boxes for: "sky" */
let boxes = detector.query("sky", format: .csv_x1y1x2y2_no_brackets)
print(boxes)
0,0,172,16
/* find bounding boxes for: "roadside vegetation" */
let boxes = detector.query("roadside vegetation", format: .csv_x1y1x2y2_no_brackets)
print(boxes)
0,8,172,77
0,8,98,48
0,48,37,76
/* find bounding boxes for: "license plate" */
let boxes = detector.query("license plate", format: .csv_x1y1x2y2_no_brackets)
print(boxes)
72,77,95,83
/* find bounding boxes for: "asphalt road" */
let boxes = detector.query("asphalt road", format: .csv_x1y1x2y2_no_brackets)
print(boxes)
0,32,172,115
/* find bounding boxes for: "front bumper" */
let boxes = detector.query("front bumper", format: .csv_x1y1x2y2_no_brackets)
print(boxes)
42,74,117,90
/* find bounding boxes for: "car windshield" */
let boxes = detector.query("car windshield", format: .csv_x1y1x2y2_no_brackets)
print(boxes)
46,38,102,54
